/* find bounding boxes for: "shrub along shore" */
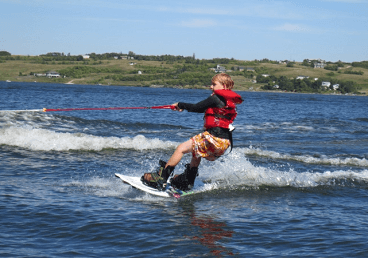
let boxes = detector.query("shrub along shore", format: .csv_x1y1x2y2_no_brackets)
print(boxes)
0,52,367,95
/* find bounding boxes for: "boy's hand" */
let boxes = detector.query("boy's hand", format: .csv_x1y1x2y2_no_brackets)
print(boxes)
172,102,183,112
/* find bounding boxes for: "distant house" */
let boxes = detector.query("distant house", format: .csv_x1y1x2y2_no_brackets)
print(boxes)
314,60,325,68
82,55,90,59
138,71,142,75
333,84,339,90
246,67,255,72
46,71,60,78
273,85,280,89
296,75,309,80
234,66,248,72
322,81,331,87
261,74,270,77
215,65,226,73
314,63,324,68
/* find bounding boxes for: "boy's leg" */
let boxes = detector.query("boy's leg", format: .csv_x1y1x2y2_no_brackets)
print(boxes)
165,139,193,167
170,155,201,191
171,131,230,191
140,160,175,190
190,155,201,168
141,139,193,190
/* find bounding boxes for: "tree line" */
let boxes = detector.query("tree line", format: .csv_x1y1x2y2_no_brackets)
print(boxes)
0,51,11,56
352,61,368,69
58,63,214,86
260,75,360,94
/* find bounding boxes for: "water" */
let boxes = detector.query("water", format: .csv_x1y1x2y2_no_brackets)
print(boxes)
1,81,368,257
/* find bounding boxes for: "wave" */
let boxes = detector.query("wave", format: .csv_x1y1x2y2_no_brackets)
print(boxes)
243,146,368,167
0,111,181,132
0,125,178,151
199,150,368,190
244,122,315,132
1,123,366,169
354,118,368,123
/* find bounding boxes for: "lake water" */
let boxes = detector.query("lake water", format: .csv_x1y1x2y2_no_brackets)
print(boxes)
1,81,368,257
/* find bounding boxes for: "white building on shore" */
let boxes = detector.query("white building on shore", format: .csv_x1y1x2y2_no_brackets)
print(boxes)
46,71,60,78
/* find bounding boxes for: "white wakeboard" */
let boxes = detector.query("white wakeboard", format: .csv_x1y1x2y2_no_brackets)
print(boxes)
115,173,194,198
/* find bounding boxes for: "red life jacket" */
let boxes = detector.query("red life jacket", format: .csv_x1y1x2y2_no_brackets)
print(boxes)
204,89,243,130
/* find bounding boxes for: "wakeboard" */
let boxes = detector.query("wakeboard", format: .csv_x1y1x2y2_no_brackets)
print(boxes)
115,173,194,199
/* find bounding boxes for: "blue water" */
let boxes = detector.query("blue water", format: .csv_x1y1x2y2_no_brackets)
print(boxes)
1,81,368,257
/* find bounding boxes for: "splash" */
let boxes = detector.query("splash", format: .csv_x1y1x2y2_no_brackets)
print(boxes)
198,149,368,190
59,152,368,201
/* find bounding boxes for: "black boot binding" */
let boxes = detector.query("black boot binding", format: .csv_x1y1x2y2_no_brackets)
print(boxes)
170,164,198,191
141,160,175,191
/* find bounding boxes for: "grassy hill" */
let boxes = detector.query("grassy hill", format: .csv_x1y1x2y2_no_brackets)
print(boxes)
1,56,367,94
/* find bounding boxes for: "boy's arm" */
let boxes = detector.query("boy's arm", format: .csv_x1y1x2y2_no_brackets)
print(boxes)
177,95,225,113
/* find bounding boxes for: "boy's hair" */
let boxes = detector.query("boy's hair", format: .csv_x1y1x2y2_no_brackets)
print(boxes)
212,73,234,90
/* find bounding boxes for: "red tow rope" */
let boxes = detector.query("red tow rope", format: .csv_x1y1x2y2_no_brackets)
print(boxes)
42,105,175,112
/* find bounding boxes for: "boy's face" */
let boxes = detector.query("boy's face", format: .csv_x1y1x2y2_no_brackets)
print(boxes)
210,80,225,91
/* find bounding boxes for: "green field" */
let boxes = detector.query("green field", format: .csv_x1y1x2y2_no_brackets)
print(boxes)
1,56,367,94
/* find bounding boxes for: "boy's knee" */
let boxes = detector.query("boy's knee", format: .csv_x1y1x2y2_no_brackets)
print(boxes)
176,141,192,154
176,144,186,152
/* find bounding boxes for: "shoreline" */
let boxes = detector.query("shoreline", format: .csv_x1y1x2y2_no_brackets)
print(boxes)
1,58,367,95
1,79,365,97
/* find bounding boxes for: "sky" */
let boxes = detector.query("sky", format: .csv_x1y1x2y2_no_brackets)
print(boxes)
1,0,367,62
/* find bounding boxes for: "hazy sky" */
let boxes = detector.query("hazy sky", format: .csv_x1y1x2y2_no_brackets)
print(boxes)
1,0,367,62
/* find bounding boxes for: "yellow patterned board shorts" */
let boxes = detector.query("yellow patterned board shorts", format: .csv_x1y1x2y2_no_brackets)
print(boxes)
191,131,231,161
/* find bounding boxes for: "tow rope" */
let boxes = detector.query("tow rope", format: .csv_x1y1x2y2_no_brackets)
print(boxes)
0,105,175,113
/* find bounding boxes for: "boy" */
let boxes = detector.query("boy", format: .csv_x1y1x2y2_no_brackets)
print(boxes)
141,73,243,191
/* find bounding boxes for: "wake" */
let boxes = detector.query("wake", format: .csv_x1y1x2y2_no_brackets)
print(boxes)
0,126,178,151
